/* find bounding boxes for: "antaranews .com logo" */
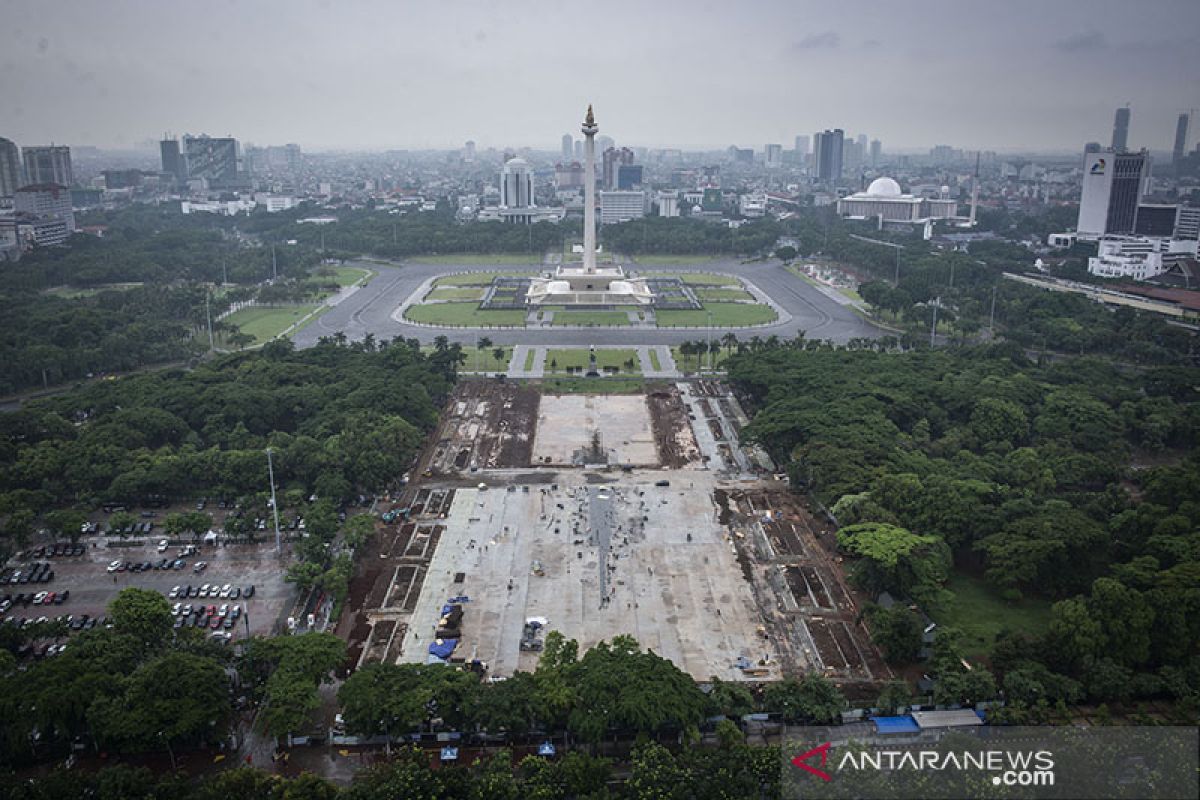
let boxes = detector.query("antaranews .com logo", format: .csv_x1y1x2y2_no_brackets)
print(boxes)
781,726,1197,799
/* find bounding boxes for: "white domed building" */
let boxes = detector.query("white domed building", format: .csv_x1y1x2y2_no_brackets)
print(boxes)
836,177,959,225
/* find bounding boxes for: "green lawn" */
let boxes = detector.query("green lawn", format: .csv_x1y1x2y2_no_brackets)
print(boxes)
523,349,536,371
540,377,645,394
433,271,538,286
696,287,755,302
44,282,144,298
632,254,718,266
222,304,322,345
403,302,526,327
328,265,374,287
645,271,738,286
465,345,514,372
931,572,1053,660
410,254,544,265
648,349,662,371
657,302,777,327
551,311,633,327
544,348,640,374
426,287,486,301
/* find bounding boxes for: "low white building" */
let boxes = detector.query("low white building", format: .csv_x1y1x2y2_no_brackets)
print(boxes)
739,193,767,217
599,190,647,224
656,191,679,217
526,264,654,305
256,194,297,213
477,205,565,224
1087,236,1199,281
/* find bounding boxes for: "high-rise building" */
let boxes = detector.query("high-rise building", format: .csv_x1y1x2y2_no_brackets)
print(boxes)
792,134,811,167
764,143,783,168
499,157,534,209
561,134,573,162
574,140,583,161
1077,149,1151,238
160,138,185,184
22,145,73,187
555,162,584,189
843,138,863,175
616,164,643,190
813,129,844,182
1084,142,1102,154
463,140,476,161
1173,112,1190,165
1111,106,1131,151
14,183,76,236
0,137,20,197
856,134,868,154
869,139,882,168
182,135,240,188
602,146,633,190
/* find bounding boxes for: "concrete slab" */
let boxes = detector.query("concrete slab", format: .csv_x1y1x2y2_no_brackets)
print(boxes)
532,395,658,466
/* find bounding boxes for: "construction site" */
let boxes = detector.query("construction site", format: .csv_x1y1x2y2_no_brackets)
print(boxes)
341,380,886,688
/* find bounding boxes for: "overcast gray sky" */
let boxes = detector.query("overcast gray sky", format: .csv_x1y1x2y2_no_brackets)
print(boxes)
3,0,1199,153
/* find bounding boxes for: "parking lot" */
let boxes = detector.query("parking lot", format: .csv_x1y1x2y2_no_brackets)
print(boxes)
2,534,298,647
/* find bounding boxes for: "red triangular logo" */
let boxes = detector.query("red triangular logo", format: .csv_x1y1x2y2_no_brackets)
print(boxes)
791,741,833,781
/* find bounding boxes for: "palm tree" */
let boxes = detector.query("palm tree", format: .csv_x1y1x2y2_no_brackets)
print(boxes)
433,335,449,352
492,347,505,370
477,336,493,372
721,332,738,357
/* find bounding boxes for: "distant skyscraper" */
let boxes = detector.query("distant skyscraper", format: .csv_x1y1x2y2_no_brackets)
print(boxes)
813,129,844,182
596,135,614,154
22,145,72,187
1077,149,1151,238
182,135,239,187
1111,106,1131,151
561,134,573,162
574,140,583,160
793,135,810,165
842,138,862,175
602,146,633,190
464,140,476,160
764,143,783,168
616,164,643,190
869,139,882,168
856,134,868,154
0,137,19,196
1172,112,1190,165
160,138,185,183
499,157,534,209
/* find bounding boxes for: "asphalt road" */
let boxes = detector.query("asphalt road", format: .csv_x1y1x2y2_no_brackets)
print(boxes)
290,259,883,348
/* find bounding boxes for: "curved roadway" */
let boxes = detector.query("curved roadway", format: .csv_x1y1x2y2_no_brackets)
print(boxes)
291,259,883,348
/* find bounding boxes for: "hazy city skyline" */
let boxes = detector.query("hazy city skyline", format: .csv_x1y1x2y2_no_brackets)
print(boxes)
3,0,1199,153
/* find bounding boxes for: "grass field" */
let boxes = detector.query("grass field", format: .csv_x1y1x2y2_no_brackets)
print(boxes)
670,345,734,371
540,377,645,394
932,572,1053,660
648,349,662,371
223,304,322,345
44,282,144,298
523,349,536,371
544,348,640,374
465,345,514,372
695,287,755,302
426,287,486,301
433,271,538,287
410,254,544,265
328,265,374,286
403,302,526,327
657,302,777,327
631,254,718,266
551,311,633,327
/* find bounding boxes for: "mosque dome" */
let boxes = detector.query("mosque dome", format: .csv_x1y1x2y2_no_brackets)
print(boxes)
866,177,902,196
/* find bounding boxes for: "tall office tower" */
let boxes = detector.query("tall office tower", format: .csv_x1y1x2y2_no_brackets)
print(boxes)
1111,106,1131,151
764,143,783,168
574,139,583,160
160,137,185,183
182,135,239,187
561,134,573,162
870,139,882,168
463,140,476,160
616,164,643,189
1077,149,1151,238
602,146,633,190
842,137,862,175
499,157,534,209
856,133,868,154
813,129,844,182
22,145,73,187
0,137,19,197
1173,112,1190,165
793,134,810,165
596,135,614,154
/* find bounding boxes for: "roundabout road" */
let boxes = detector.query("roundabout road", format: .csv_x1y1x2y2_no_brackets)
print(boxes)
290,258,884,348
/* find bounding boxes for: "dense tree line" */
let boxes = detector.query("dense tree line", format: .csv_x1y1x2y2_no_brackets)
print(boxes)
0,339,462,554
731,343,1200,717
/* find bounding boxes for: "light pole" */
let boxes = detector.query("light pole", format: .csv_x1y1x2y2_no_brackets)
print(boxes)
159,731,177,771
707,311,714,372
265,448,282,555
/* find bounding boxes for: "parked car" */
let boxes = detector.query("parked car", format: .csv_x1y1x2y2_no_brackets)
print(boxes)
230,587,241,599
157,539,169,553
219,584,232,598
168,586,181,598
244,585,255,598
32,591,47,605
172,602,181,615
172,560,186,570
193,561,208,573
43,592,56,605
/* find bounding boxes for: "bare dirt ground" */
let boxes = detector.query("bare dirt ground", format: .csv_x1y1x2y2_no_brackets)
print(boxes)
646,385,702,469
419,381,540,475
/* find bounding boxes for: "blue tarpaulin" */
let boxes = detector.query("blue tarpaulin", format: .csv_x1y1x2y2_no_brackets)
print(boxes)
428,638,459,659
872,715,921,734
538,741,556,757
440,746,459,761
441,604,460,616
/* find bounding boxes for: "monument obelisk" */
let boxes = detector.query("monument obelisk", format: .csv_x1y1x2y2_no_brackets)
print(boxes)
581,104,598,274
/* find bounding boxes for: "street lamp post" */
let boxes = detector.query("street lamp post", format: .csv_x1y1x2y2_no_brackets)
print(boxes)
265,448,282,555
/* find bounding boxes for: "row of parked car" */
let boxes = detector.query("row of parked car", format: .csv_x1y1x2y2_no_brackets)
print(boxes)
172,601,243,631
167,583,254,600
3,562,56,586
106,558,190,573
1,590,69,611
25,543,86,559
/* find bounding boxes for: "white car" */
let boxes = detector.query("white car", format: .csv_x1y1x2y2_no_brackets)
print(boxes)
218,604,228,617
172,602,182,615
219,584,232,598
168,585,181,598
32,591,48,605
157,539,169,553
199,584,210,597
106,560,122,573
